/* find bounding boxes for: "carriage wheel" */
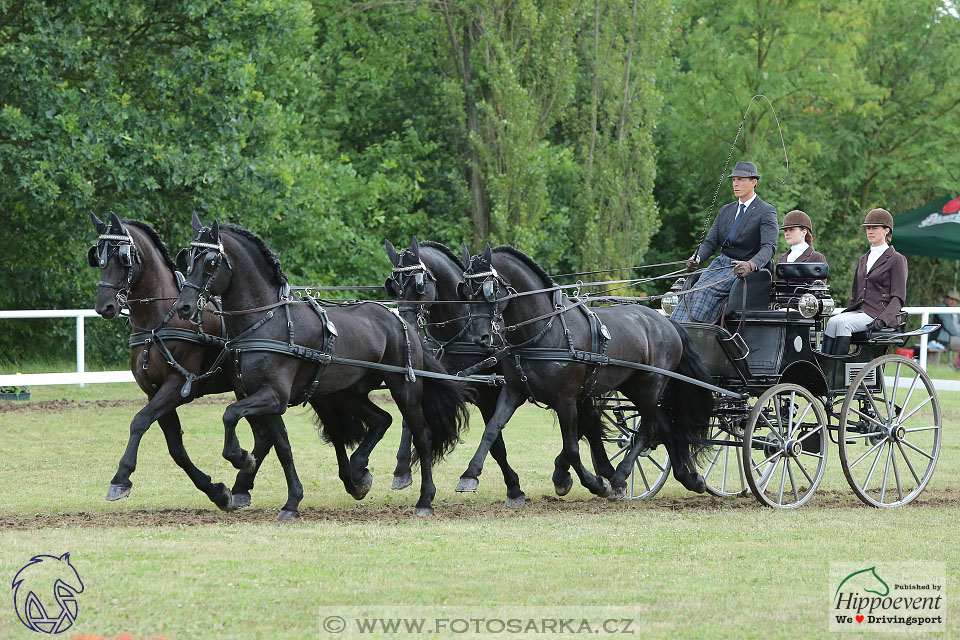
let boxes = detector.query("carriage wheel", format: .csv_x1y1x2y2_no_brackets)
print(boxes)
742,383,828,509
838,355,941,507
600,396,671,500
698,416,749,497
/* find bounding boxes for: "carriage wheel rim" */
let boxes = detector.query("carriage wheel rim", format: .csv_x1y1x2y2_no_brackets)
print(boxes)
838,355,941,507
743,383,827,509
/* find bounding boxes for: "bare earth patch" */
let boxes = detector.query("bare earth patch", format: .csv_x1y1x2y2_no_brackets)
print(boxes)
1,488,957,530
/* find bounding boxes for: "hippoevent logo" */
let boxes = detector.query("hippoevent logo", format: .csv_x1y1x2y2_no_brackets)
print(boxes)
11,553,84,634
830,563,945,633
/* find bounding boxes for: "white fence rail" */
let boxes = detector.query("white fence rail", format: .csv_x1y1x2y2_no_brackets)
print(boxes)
1,307,958,387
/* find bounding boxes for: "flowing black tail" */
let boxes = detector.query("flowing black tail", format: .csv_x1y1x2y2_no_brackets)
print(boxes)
417,351,471,464
311,397,379,449
662,320,714,464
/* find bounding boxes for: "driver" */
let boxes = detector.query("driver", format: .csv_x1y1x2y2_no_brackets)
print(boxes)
821,208,907,355
671,161,779,323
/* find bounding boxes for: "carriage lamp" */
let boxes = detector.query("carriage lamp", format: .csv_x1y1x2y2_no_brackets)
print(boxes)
821,296,836,316
661,278,684,315
798,293,819,318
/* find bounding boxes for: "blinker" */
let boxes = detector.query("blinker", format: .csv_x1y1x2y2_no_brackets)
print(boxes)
481,279,497,302
414,272,425,295
175,248,192,274
87,245,101,268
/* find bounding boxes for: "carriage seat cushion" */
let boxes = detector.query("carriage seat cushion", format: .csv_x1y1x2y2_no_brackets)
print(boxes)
726,268,773,314
775,261,829,281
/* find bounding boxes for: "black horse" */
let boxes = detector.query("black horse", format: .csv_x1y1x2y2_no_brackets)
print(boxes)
458,245,713,497
173,216,469,517
384,236,621,505
384,236,528,506
88,212,263,511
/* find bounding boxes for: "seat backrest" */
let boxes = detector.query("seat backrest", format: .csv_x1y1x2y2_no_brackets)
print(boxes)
726,268,773,313
775,261,829,281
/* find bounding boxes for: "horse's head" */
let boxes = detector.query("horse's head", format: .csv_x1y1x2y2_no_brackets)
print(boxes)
174,212,233,322
384,235,437,328
87,212,142,319
458,243,512,347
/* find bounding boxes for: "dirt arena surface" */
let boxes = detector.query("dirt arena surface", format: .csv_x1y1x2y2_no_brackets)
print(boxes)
2,488,957,530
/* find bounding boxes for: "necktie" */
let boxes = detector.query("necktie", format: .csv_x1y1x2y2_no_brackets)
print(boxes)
726,202,746,241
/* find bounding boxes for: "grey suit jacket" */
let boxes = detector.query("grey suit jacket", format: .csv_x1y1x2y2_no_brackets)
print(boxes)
696,196,779,269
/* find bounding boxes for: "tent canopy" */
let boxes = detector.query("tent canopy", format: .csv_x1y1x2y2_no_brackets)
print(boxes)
893,195,960,259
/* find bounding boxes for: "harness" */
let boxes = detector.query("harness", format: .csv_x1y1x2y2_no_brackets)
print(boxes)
456,265,744,401
89,232,141,311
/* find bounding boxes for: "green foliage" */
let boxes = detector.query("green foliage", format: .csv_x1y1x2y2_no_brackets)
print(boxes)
1,0,958,362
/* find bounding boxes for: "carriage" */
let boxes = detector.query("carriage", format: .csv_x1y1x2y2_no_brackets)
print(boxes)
601,261,942,509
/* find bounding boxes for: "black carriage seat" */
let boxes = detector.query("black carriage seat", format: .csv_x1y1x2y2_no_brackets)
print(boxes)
850,312,908,344
725,267,773,315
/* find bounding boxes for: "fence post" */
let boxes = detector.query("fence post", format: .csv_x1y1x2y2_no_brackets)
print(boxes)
76,314,85,387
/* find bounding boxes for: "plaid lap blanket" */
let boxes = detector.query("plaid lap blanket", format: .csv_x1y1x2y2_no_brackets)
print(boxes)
670,254,737,324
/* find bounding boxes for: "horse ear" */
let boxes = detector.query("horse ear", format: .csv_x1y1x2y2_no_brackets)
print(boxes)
210,219,221,241
191,210,203,236
108,211,124,233
89,211,106,234
482,243,492,264
385,239,399,265
462,243,472,267
410,235,420,258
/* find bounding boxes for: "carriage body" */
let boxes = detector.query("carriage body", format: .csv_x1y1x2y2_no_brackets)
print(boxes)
663,263,942,508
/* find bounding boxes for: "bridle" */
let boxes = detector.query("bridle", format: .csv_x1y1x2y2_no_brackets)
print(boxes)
459,262,514,345
88,232,141,311
176,238,233,323
384,253,435,329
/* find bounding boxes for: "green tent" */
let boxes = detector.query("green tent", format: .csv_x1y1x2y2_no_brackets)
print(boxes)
893,195,960,259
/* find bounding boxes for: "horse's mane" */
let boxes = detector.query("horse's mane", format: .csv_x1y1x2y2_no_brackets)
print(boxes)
221,223,288,286
420,241,464,269
123,219,178,272
492,245,555,287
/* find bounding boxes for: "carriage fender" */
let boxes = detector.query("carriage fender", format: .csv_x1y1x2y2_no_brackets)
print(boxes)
778,360,827,396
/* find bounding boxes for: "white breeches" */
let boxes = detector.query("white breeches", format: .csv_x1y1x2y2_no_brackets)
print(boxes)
825,311,874,337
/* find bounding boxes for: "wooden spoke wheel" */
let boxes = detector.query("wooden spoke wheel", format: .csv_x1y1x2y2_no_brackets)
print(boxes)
839,355,941,507
742,383,828,509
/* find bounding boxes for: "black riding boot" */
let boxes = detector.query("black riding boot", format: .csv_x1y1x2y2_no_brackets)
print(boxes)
821,335,835,354
833,336,851,356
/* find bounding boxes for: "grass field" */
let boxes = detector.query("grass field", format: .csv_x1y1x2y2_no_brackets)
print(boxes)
0,382,957,639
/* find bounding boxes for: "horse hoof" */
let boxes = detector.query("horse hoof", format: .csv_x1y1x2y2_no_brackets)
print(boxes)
596,477,613,498
456,476,479,492
414,506,434,516
105,484,132,501
242,452,257,475
553,476,573,497
609,484,627,501
678,472,707,494
275,509,300,521
231,492,251,510
505,493,526,508
351,471,373,500
391,473,413,490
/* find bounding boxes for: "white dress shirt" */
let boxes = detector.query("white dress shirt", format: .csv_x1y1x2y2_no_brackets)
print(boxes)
737,194,757,217
866,243,889,272
786,241,809,263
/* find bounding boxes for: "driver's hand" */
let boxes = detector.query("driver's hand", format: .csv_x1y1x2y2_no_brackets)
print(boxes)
733,260,757,278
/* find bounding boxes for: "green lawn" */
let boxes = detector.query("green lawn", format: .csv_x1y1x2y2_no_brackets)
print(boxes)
0,383,957,639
